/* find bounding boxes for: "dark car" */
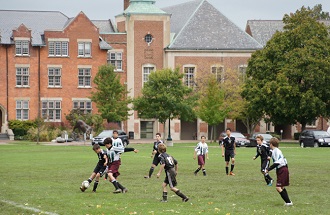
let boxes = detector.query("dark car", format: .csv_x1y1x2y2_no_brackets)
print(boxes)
219,131,250,147
248,133,273,147
91,130,129,147
299,130,330,148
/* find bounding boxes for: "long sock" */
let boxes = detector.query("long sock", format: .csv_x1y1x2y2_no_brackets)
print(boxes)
279,189,291,203
230,164,235,172
162,192,168,201
194,167,201,174
175,190,187,200
282,188,291,203
117,182,125,190
264,175,270,184
87,178,92,183
226,167,229,175
111,180,120,190
265,174,273,181
202,169,206,176
149,167,154,177
93,181,99,191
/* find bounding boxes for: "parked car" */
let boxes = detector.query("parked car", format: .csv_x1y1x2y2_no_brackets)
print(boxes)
92,130,129,147
299,130,330,148
219,131,250,147
248,133,273,147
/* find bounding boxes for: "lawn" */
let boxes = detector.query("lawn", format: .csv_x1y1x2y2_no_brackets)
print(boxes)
0,141,329,215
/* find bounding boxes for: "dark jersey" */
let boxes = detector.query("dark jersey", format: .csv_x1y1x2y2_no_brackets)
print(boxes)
153,140,163,156
97,149,107,165
255,144,272,161
222,136,236,150
158,152,178,171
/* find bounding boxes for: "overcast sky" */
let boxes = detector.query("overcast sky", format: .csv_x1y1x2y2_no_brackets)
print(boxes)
1,0,330,30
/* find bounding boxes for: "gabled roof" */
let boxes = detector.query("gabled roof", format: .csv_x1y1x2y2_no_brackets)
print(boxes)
245,20,285,47
164,0,262,50
92,20,116,33
246,20,330,47
0,10,69,45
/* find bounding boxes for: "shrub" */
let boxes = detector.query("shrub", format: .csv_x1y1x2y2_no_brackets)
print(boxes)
8,120,37,140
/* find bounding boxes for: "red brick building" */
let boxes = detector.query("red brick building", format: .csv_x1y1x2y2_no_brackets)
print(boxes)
0,0,265,140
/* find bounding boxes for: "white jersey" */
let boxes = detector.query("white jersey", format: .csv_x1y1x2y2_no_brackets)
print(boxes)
106,137,124,163
271,147,288,169
195,142,208,156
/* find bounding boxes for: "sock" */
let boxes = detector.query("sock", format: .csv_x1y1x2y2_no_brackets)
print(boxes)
111,180,120,190
149,167,154,177
87,178,92,183
162,192,168,201
202,169,206,176
105,174,108,180
279,189,291,203
117,182,125,190
93,181,99,191
265,173,273,182
264,175,270,184
230,164,235,172
175,190,187,200
194,167,201,174
226,167,229,175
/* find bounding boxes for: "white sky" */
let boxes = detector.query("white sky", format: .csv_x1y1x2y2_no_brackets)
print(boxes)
1,0,330,30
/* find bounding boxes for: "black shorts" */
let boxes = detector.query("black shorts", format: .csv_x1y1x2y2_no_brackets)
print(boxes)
260,160,270,172
225,150,235,162
93,164,107,176
152,154,160,166
164,168,177,188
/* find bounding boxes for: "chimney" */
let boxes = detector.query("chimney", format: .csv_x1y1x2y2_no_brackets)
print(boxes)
124,0,130,10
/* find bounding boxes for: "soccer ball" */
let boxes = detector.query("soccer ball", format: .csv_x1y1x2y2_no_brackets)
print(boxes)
80,180,90,192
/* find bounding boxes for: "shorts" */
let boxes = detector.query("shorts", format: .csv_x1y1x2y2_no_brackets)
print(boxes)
108,160,121,178
152,154,160,166
198,155,205,165
93,164,107,176
276,166,290,187
260,160,270,172
225,150,235,162
164,168,177,188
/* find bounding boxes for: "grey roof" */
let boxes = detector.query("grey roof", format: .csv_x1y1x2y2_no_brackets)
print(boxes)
92,20,116,33
0,10,69,45
165,0,262,50
99,37,112,50
246,20,285,47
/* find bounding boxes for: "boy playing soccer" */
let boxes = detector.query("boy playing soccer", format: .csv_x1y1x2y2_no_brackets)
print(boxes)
253,135,273,186
220,128,236,175
80,144,108,192
265,137,293,206
193,136,209,176
145,133,163,178
156,143,189,202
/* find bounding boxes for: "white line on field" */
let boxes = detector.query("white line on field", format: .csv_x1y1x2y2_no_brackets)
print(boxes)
1,200,59,215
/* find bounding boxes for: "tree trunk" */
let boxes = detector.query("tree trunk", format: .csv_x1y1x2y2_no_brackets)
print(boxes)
301,123,306,132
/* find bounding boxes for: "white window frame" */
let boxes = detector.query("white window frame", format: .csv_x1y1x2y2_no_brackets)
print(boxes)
78,67,92,88
211,65,224,83
107,51,123,71
78,42,91,57
48,67,62,87
15,40,30,56
238,65,248,82
48,41,69,57
16,67,30,87
16,100,29,120
41,99,62,122
142,64,155,84
72,99,92,114
183,65,196,87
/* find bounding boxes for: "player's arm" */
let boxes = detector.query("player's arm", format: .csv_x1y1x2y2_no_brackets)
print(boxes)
103,154,108,166
234,140,237,154
253,148,259,160
124,147,138,153
221,143,225,157
156,164,165,178
267,162,279,172
193,148,197,159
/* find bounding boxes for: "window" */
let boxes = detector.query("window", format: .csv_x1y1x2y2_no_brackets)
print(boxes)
16,100,29,120
107,52,122,71
143,66,154,83
266,122,271,131
78,42,91,57
211,66,224,82
16,67,29,87
238,65,247,82
49,41,68,56
184,67,195,87
307,120,317,127
73,100,92,114
78,68,91,87
42,100,61,121
15,40,29,55
140,121,154,139
48,68,62,87
144,34,153,45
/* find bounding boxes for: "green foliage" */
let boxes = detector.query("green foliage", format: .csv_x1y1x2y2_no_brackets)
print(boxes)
65,109,104,134
26,125,62,142
90,65,131,123
8,119,37,139
308,4,330,20
243,6,330,131
133,68,197,124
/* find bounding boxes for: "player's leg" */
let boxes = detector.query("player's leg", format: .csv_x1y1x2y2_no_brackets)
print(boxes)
92,173,101,192
229,152,235,175
168,172,189,202
161,182,168,202
145,160,157,178
262,160,273,185
276,167,292,205
225,152,230,175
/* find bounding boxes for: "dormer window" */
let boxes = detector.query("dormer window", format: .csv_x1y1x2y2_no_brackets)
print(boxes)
15,40,29,56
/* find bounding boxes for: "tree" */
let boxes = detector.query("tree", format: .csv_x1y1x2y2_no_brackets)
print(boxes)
308,4,330,20
90,65,131,123
196,75,228,142
242,6,330,131
133,68,197,139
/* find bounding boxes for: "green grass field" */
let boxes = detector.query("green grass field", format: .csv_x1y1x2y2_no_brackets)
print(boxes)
0,141,329,215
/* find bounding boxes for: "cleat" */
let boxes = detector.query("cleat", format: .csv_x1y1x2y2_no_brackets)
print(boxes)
92,190,96,193
284,202,293,206
113,189,122,194
267,180,273,186
194,172,197,176
144,176,150,179
229,172,235,176
80,186,86,192
182,198,189,202
203,172,206,176
122,188,128,193
160,200,168,203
